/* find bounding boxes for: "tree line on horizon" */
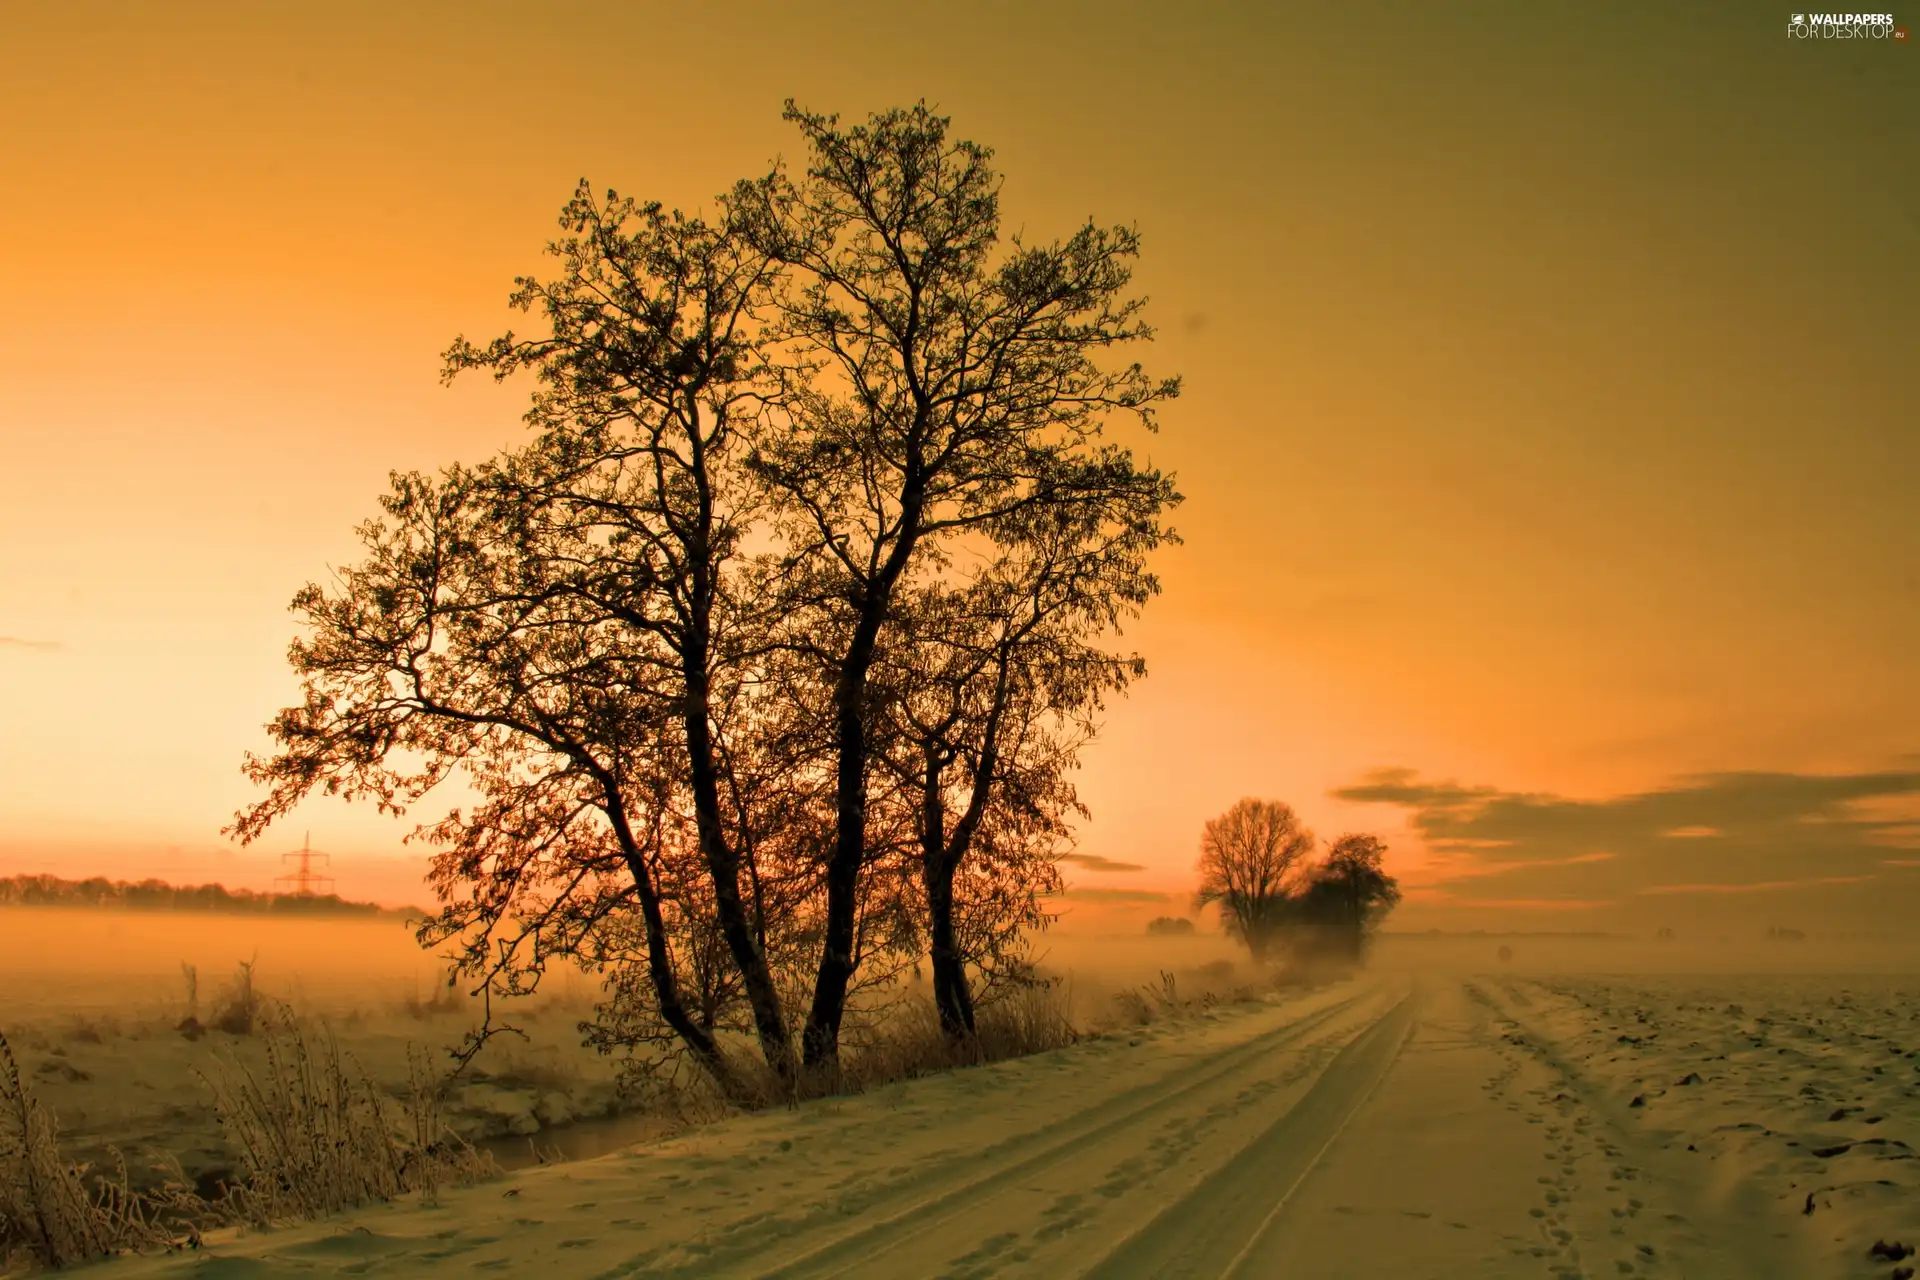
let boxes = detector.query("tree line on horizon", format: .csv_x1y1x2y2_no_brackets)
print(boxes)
230,102,1182,1101
0,873,405,917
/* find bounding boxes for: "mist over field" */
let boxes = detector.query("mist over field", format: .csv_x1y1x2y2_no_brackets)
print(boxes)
6,906,1919,1277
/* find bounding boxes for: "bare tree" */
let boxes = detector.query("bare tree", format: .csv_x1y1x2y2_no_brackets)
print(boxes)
438,186,809,1088
883,483,1172,1039
737,101,1179,1065
1195,799,1316,963
231,192,795,1097
229,464,746,1087
232,101,1182,1093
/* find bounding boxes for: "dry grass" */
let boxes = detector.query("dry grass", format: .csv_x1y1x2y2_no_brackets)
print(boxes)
596,977,1087,1127
0,911,1285,1273
175,963,202,1041
197,1003,495,1224
398,967,464,1021
840,980,1082,1087
0,1027,213,1271
1093,959,1281,1032
1,999,498,1274
658,963,1265,1120
729,977,1087,1105
1106,970,1188,1028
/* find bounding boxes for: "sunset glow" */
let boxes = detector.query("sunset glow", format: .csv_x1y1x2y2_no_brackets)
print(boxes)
2,2,1914,932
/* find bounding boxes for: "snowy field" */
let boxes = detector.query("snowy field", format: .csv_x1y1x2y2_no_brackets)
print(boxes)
7,910,1920,1278
87,963,1920,1279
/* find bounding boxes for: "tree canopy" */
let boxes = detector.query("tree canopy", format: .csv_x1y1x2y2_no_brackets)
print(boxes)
1295,833,1404,963
231,101,1180,1098
1195,798,1317,962
1195,801,1401,967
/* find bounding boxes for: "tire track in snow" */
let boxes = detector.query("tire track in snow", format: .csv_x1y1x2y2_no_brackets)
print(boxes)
1078,987,1419,1280
723,985,1397,1280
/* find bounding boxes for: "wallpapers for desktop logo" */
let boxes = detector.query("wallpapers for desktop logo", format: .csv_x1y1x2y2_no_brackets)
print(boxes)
1786,11,1907,38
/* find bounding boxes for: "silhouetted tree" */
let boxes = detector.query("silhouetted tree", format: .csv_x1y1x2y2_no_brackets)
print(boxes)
878,475,1173,1040
881,589,1065,1041
736,101,1179,1065
1195,799,1316,963
1145,916,1196,937
230,192,792,1097
437,186,810,1089
231,101,1180,1091
1294,833,1402,964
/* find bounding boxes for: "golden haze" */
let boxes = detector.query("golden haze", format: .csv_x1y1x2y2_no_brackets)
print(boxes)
1,2,1915,930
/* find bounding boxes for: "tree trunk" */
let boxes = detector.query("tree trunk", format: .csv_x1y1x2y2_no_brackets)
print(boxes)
1246,926,1269,966
920,751,975,1042
923,861,976,1040
919,756,970,1038
605,802,743,1099
802,482,927,1071
677,416,800,1090
802,646,874,1069
685,672,799,1088
917,651,1009,1044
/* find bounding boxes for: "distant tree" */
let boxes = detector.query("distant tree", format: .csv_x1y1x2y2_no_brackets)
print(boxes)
0,874,392,917
1145,916,1196,937
1294,833,1402,964
1195,799,1316,963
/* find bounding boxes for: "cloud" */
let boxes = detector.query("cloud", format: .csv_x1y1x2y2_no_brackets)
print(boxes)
1059,887,1171,904
0,636,62,652
1332,765,1920,903
1057,853,1147,873
1399,849,1618,891
1438,897,1620,912
1636,875,1875,896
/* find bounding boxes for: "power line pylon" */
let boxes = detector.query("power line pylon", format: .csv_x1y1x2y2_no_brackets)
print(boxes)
274,832,335,897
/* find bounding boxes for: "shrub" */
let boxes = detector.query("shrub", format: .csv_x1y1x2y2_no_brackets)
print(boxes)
211,959,260,1036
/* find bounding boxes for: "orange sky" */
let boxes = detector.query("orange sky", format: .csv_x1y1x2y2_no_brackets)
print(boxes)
2,2,1915,929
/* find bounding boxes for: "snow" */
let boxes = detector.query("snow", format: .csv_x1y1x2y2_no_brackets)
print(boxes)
94,964,1920,1278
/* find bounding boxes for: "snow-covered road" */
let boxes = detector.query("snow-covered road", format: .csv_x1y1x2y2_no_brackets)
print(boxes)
106,969,1911,1278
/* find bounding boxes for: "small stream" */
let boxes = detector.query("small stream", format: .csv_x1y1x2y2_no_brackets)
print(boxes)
474,1108,683,1173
